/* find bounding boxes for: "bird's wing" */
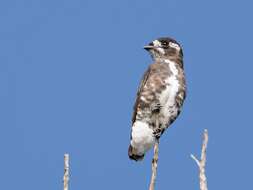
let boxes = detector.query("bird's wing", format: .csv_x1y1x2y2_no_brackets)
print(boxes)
132,66,151,124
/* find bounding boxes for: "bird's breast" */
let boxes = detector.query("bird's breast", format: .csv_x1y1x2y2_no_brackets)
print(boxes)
158,60,183,124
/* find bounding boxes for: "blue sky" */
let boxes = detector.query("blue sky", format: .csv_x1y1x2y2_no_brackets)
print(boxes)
1,0,252,189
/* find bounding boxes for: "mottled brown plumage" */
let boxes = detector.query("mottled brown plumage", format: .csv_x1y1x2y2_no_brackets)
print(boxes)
128,37,186,161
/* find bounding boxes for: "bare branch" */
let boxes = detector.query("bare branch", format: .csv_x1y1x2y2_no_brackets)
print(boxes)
190,154,200,167
149,140,159,190
148,115,161,190
63,154,70,190
191,129,208,190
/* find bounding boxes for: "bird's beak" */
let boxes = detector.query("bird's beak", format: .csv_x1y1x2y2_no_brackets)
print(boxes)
144,45,155,50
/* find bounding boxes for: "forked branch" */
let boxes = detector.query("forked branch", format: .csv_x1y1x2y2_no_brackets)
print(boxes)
191,129,209,190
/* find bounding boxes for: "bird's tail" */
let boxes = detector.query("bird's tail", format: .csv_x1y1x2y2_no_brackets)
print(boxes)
128,144,144,161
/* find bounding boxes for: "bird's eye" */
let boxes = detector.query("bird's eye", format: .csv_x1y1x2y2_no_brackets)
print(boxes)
161,41,168,46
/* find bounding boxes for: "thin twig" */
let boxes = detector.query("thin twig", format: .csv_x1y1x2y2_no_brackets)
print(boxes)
149,140,159,190
63,154,70,190
191,129,208,190
149,116,160,190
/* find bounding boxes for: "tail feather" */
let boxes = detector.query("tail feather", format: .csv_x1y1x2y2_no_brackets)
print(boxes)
128,144,144,161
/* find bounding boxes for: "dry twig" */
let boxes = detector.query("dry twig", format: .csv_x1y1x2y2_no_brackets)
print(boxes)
149,116,160,190
63,154,70,190
149,140,159,190
191,129,208,190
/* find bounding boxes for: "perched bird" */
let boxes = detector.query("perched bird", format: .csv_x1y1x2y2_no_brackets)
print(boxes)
128,37,186,161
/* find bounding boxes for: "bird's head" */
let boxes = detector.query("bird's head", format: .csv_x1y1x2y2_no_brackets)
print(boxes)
144,37,183,61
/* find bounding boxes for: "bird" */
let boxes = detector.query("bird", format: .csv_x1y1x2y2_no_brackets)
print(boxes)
128,37,186,161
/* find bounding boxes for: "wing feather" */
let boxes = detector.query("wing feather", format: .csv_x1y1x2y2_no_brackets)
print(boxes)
132,66,151,124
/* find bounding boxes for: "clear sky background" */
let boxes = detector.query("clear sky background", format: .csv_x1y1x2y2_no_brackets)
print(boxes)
1,0,252,189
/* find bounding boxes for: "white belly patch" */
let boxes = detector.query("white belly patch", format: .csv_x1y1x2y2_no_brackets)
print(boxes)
131,121,155,155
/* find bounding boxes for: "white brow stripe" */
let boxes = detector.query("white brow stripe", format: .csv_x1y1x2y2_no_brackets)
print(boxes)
153,40,161,47
169,42,180,51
